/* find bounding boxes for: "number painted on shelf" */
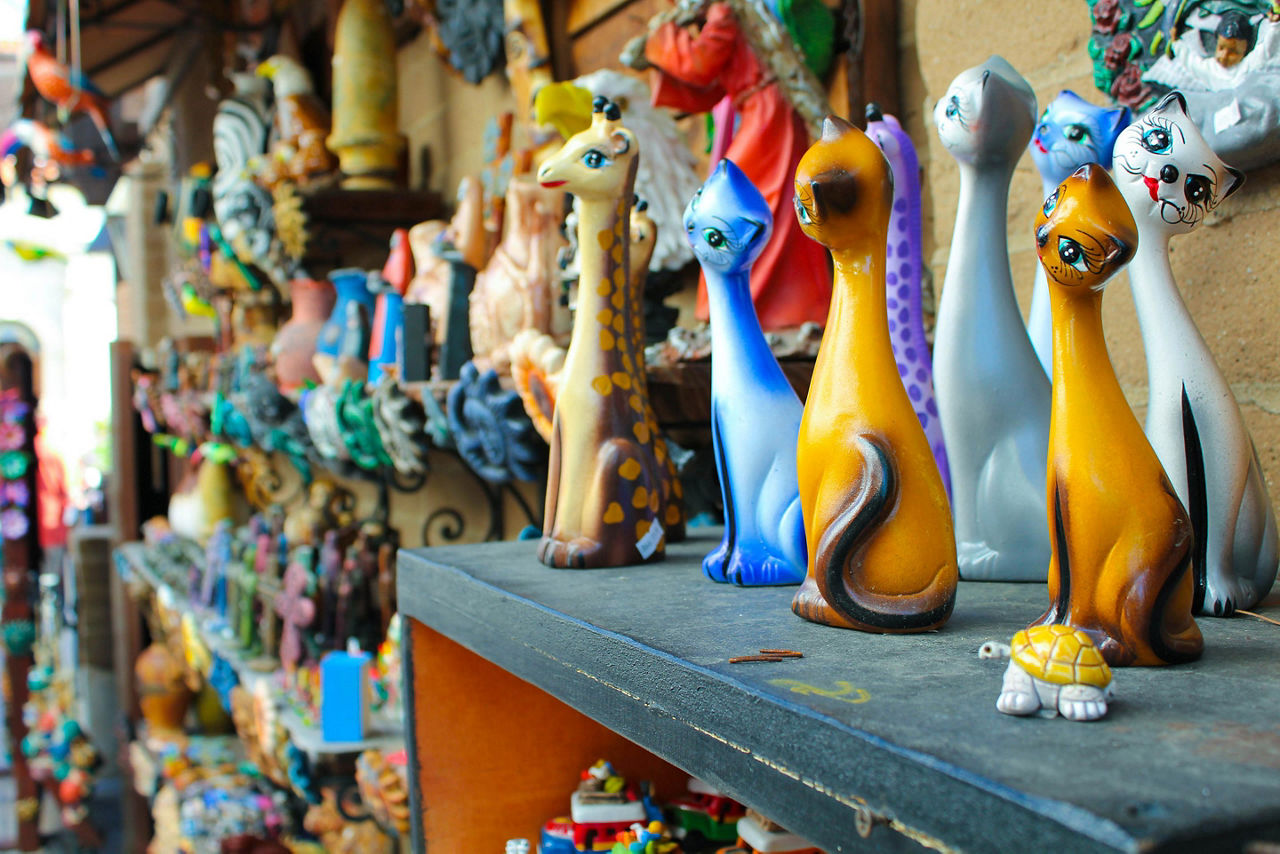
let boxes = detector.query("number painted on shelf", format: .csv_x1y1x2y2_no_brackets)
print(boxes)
768,679,871,705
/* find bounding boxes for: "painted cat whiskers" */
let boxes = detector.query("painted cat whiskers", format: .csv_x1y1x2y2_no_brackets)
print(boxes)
686,159,807,586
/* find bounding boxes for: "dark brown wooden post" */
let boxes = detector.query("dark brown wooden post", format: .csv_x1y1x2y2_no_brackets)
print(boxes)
0,345,42,851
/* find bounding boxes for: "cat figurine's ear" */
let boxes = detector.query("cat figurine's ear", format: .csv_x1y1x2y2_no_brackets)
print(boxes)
1150,91,1189,117
1103,105,1132,141
1223,164,1246,201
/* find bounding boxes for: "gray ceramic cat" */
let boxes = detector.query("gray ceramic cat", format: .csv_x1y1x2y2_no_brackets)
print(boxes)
1113,91,1277,616
932,56,1051,581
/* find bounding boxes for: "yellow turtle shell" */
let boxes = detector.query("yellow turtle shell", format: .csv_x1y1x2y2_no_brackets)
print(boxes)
1010,625,1112,688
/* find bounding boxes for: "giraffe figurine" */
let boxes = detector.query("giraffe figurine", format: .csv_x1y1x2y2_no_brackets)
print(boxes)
535,97,684,568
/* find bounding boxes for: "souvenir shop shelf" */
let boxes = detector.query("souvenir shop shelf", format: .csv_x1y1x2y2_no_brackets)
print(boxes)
398,530,1280,853
115,542,405,759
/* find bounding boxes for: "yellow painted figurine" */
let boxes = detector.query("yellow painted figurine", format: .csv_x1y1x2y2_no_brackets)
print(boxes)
791,116,957,632
1030,164,1202,666
534,97,684,568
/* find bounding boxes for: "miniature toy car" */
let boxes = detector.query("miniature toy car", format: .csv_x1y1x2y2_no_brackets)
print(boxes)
667,777,745,842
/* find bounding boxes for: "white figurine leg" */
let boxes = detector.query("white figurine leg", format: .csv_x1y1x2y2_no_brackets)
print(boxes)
1057,684,1108,722
996,662,1041,716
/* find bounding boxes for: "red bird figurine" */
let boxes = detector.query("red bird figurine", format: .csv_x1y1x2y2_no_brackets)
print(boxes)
23,30,119,160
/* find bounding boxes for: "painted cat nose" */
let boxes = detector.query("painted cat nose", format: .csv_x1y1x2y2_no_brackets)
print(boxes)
1160,164,1179,183
1035,224,1050,248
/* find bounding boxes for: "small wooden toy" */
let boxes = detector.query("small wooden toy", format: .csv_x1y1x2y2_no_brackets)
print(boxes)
715,810,821,854
320,641,372,743
667,776,745,843
994,626,1113,722
534,97,684,568
1113,92,1276,616
931,56,1051,582
539,760,662,853
686,159,805,586
1030,163,1202,666
790,116,957,633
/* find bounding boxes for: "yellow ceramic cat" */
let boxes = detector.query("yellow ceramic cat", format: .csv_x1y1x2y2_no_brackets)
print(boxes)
1031,163,1202,666
791,116,957,632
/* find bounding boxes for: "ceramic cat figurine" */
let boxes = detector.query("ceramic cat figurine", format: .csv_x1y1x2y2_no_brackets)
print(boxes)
790,117,957,632
1113,91,1276,616
687,159,806,586
534,97,685,568
1026,91,1129,377
932,56,1051,581
865,103,950,498
1030,163,1202,666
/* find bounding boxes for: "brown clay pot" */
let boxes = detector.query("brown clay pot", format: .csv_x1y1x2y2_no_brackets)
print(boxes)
272,278,336,392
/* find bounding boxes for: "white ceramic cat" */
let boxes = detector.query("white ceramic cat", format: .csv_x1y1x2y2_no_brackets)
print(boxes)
1113,91,1277,616
932,56,1051,581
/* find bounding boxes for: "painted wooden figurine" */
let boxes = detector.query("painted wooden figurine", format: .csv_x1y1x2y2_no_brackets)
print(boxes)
865,103,950,498
993,625,1114,721
1025,91,1129,378
1030,163,1202,666
534,97,685,568
687,159,805,586
932,56,1050,582
327,0,404,189
1113,92,1276,616
790,117,957,632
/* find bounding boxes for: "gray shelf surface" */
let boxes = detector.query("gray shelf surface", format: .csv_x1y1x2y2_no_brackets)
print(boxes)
397,531,1280,853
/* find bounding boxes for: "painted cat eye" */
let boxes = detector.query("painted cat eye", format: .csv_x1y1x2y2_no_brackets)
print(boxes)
1065,124,1089,143
702,227,726,248
1043,190,1059,217
1058,237,1088,272
945,97,960,119
1141,127,1172,154
1185,174,1211,206
582,149,607,169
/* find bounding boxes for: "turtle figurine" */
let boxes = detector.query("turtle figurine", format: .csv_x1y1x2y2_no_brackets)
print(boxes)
984,625,1113,722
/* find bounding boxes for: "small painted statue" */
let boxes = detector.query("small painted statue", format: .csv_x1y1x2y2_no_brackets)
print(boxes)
931,56,1051,582
790,117,957,632
1113,91,1276,616
1030,163,1202,666
256,56,336,187
686,159,805,586
1025,91,1129,378
864,103,950,498
991,625,1114,721
534,97,685,568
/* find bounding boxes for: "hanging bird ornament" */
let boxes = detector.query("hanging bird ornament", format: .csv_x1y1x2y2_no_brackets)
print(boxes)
22,31,119,161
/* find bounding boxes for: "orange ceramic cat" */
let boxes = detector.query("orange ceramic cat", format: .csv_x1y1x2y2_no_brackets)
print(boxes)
791,117,957,632
1030,164,1202,666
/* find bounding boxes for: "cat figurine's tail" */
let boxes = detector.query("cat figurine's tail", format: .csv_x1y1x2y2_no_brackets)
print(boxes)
794,436,956,631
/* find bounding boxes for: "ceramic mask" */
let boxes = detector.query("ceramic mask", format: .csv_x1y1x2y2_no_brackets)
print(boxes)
865,104,950,498
790,116,957,632
533,97,685,568
686,159,806,586
1025,91,1129,377
1112,91,1275,616
1030,163,1202,665
931,56,1051,582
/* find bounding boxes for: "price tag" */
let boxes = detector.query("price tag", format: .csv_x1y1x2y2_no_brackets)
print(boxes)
636,519,664,559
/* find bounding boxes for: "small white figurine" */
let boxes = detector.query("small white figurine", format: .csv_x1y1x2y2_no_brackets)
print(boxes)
986,625,1113,722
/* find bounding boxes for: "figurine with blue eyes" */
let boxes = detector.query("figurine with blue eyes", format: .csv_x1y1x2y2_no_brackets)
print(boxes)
685,159,807,586
1026,91,1130,378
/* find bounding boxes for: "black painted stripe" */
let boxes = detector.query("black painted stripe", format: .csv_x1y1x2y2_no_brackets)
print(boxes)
1182,386,1208,613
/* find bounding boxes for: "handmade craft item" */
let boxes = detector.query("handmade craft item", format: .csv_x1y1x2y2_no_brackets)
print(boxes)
686,160,805,586
931,56,1050,582
328,0,404,189
433,0,506,84
23,31,118,158
1025,91,1130,378
275,548,317,672
367,285,405,384
0,119,95,174
1030,163,1202,665
447,362,543,484
272,278,335,393
135,643,191,733
314,269,376,386
534,98,684,568
789,117,957,632
991,626,1114,722
202,519,233,614
1113,92,1276,616
642,2,831,330
370,378,429,478
213,71,275,268
320,643,371,742
865,103,950,497
468,177,569,373
667,777,744,842
256,56,336,187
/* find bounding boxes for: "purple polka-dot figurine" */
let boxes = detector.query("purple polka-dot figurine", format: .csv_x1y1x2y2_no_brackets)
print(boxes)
866,103,950,498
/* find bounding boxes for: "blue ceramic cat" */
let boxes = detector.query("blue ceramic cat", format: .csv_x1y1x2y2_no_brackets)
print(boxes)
1026,91,1129,377
686,159,807,585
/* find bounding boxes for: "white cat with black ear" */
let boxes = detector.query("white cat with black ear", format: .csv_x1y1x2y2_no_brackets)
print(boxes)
1113,90,1277,616
932,56,1051,581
